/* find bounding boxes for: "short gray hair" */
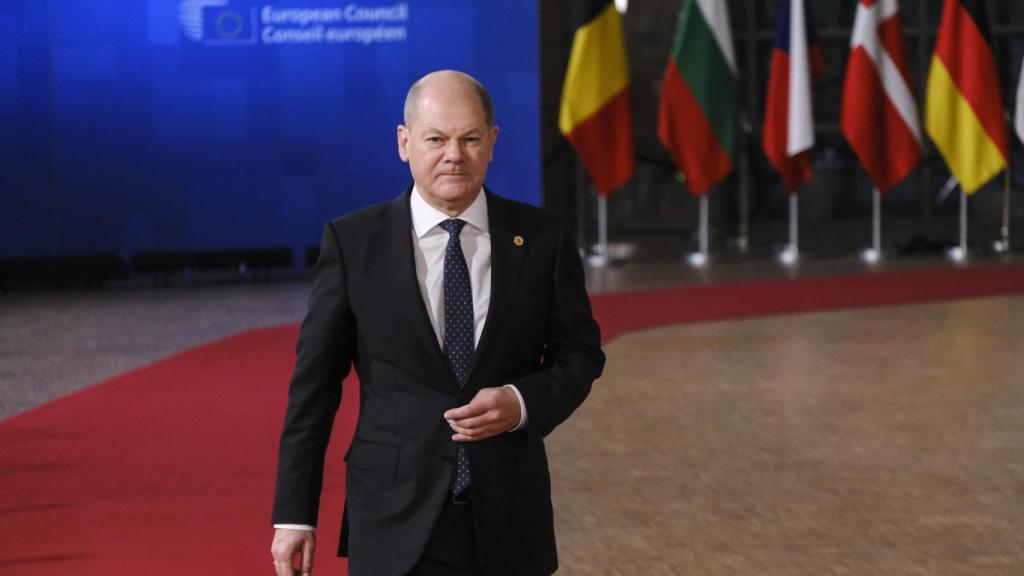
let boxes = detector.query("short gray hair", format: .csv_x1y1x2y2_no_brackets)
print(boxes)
403,70,494,128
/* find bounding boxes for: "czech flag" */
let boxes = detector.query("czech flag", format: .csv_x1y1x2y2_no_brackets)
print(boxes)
762,0,824,193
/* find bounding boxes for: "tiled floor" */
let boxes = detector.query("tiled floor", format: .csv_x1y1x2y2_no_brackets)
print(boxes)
550,296,1024,575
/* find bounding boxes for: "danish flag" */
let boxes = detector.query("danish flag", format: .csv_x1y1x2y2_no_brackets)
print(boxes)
841,0,922,193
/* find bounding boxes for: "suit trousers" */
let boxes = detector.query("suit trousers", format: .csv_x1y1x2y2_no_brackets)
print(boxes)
406,497,485,576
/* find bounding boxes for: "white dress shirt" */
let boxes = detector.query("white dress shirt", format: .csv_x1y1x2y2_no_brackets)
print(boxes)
410,185,491,348
276,187,526,532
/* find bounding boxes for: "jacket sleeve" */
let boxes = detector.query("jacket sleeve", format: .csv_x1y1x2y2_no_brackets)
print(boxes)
511,218,605,442
271,222,356,526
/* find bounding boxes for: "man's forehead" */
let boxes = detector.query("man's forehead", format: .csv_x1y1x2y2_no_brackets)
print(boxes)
419,123,485,134
417,87,482,111
408,97,489,132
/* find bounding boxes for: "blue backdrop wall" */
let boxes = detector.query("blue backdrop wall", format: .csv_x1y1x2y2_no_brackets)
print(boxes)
0,1,541,263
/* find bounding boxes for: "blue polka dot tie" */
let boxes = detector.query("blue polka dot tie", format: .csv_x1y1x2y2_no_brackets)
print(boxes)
440,218,473,497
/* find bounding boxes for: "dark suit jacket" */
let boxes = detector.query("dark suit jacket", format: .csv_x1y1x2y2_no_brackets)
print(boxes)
272,187,604,576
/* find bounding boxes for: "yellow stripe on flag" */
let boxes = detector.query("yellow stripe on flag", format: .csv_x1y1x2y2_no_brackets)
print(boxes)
558,4,630,135
925,57,1007,194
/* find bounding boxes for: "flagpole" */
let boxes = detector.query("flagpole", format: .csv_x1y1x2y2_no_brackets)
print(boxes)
995,158,1011,253
688,194,709,266
948,184,967,262
575,162,588,258
780,192,799,264
587,194,610,268
959,188,967,256
738,116,751,253
790,193,799,256
862,186,882,263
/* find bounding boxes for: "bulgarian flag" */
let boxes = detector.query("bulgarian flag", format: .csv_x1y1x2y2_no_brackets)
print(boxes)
657,0,737,197
762,0,824,192
925,0,1007,194
841,0,922,193
558,0,634,196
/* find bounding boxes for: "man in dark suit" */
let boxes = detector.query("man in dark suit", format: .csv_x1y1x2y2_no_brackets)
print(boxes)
271,70,604,576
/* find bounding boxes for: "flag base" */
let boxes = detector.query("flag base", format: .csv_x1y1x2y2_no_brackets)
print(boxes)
947,246,967,262
860,248,881,264
585,251,610,268
728,237,749,254
778,245,799,266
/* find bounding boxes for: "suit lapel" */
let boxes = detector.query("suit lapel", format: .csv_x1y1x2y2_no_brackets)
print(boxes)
383,189,455,383
468,191,526,383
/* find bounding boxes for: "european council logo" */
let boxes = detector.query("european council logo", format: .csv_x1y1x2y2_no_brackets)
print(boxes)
179,0,257,45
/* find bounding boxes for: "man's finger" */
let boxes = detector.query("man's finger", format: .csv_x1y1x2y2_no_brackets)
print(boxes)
274,557,295,576
444,387,508,421
301,536,315,576
452,420,508,441
450,412,494,431
444,402,485,420
454,432,490,442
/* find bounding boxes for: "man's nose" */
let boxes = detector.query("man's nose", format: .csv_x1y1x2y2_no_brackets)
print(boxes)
444,140,464,162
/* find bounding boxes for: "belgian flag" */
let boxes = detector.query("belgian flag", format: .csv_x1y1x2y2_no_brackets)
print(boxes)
925,0,1007,194
558,1,635,196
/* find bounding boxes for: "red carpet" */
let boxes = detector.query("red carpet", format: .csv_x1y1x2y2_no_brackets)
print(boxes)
1,264,1023,574
589,264,1024,341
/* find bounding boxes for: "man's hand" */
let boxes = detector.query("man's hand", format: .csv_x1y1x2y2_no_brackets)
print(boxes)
445,386,522,442
271,528,315,576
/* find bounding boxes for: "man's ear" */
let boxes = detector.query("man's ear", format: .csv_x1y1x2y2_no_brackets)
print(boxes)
488,126,499,162
397,125,410,162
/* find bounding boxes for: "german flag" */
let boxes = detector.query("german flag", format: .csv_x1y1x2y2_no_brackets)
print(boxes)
925,0,1007,194
558,1,634,196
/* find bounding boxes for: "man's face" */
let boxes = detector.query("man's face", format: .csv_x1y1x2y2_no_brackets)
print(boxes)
397,79,498,215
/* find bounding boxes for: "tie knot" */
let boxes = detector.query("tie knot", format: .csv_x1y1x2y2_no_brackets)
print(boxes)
439,218,467,238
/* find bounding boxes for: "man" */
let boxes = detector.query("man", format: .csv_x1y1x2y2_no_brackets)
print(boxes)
271,70,604,576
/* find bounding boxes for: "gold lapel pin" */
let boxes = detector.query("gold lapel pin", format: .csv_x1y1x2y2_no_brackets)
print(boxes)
513,235,524,246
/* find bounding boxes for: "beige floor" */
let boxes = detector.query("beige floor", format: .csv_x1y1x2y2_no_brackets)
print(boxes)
549,295,1024,575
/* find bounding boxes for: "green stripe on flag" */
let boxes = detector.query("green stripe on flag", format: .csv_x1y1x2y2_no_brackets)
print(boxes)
671,0,737,157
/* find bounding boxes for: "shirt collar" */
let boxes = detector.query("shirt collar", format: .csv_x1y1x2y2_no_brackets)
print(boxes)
410,186,489,239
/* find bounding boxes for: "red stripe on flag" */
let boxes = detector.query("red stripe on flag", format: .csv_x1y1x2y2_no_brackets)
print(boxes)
933,0,1008,157
842,47,922,192
657,63,733,197
564,89,635,196
763,48,812,191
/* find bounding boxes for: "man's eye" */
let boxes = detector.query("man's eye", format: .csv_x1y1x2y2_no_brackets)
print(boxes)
427,137,443,143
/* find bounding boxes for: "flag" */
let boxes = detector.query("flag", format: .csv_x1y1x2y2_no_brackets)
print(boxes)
657,0,737,197
925,0,1007,194
763,0,823,192
841,0,922,193
558,1,634,196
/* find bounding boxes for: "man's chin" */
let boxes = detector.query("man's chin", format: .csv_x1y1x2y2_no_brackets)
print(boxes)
435,182,479,199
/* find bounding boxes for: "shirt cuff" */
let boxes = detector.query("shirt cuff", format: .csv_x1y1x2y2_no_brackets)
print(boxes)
274,524,315,532
503,384,528,431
